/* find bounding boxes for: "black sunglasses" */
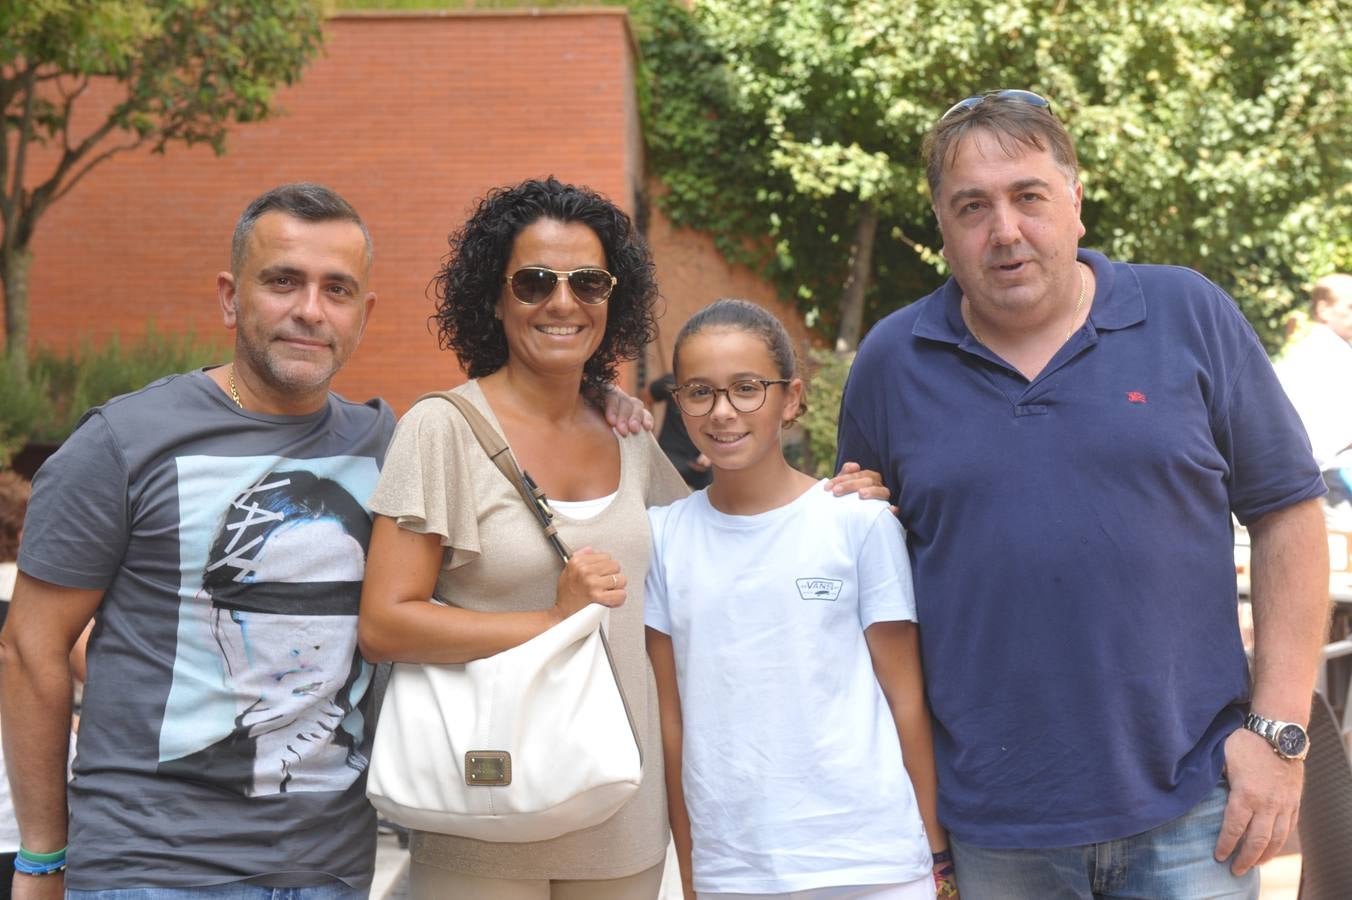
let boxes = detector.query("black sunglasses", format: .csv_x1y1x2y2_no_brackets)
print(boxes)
505,266,616,306
941,89,1051,121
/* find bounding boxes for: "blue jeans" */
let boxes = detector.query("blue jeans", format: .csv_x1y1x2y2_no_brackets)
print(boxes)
949,781,1260,899
66,883,366,900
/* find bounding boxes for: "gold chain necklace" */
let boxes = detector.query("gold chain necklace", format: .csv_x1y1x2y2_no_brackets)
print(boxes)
227,365,244,408
966,262,1088,347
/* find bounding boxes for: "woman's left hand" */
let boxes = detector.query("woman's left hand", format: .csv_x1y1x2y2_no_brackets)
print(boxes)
603,384,655,436
552,547,627,620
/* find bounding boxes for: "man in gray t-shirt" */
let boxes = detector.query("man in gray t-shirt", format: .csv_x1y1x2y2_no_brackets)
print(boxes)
1,183,390,895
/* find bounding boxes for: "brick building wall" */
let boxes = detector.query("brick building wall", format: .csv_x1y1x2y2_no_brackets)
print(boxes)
7,9,808,415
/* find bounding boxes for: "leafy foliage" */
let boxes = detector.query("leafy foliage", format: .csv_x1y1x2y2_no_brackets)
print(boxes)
334,0,626,8
635,0,1352,351
799,348,854,478
1,0,324,361
0,325,222,466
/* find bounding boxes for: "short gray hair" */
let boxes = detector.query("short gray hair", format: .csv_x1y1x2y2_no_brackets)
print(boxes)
231,183,373,276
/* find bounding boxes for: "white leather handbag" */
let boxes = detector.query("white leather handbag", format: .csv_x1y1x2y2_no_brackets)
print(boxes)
365,391,642,842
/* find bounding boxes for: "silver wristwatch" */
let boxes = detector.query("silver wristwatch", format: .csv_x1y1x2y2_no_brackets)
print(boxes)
1242,712,1310,760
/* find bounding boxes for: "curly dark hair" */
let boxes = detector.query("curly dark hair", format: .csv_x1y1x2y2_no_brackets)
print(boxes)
431,177,658,400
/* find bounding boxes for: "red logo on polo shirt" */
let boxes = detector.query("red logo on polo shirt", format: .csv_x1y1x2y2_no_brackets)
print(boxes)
1126,391,1147,404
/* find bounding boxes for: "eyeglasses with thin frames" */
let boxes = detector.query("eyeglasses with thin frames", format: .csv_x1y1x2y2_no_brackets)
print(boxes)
505,266,617,306
672,378,791,417
941,89,1051,121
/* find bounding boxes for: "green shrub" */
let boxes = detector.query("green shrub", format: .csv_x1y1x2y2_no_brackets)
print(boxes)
334,0,627,8
0,326,223,466
799,348,854,478
0,356,53,467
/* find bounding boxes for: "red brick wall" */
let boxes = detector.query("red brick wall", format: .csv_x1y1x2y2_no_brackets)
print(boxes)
645,195,814,380
7,10,803,415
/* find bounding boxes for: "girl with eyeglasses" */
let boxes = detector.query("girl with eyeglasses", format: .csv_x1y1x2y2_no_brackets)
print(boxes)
645,299,956,900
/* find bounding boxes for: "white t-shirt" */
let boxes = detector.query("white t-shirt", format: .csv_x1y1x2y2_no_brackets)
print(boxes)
0,562,14,852
1276,322,1352,469
0,560,16,602
645,481,933,894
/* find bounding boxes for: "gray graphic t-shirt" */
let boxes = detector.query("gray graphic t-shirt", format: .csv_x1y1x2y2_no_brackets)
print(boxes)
18,370,395,889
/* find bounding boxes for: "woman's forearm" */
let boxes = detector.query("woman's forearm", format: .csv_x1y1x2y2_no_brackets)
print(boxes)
358,515,561,664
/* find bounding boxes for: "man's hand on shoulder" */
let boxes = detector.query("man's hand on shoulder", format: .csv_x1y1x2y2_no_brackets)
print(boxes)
1214,726,1303,875
824,461,896,511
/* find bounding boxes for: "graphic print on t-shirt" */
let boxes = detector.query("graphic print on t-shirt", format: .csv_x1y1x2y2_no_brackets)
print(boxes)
795,577,844,601
156,455,379,797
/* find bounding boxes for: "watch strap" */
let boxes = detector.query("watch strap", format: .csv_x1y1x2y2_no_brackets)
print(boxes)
1243,712,1276,741
1243,712,1309,760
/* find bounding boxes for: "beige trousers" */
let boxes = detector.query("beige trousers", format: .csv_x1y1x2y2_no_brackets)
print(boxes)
409,859,666,900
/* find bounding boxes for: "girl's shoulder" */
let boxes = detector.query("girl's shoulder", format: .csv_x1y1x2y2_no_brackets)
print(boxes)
647,486,705,519
646,488,709,540
800,483,903,540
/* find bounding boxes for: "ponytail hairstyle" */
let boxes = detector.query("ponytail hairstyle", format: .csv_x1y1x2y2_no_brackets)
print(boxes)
672,298,806,427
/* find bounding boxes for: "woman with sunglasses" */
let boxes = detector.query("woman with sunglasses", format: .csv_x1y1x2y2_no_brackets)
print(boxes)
358,177,689,899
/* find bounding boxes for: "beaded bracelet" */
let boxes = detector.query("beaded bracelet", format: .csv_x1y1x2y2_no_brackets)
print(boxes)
932,848,957,898
15,845,68,877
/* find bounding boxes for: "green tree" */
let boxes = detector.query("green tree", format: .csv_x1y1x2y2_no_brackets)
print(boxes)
0,0,324,367
0,323,220,465
636,0,1352,351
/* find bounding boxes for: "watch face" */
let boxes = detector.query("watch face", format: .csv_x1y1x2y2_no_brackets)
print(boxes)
1276,724,1307,757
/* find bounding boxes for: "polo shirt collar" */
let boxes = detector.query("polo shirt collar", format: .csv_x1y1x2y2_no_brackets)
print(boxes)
911,248,1147,344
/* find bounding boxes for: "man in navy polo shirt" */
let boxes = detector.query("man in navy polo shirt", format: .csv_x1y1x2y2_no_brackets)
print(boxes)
837,91,1329,899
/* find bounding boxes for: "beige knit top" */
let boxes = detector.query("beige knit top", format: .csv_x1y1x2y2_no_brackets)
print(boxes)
367,380,689,879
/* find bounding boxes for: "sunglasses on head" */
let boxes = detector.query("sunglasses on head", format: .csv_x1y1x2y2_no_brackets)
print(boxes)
505,266,616,306
941,89,1052,121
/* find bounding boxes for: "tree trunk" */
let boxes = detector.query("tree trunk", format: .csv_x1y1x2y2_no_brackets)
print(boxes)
1,246,32,371
835,203,878,353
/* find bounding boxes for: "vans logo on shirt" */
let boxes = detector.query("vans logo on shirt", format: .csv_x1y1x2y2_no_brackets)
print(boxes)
796,578,843,601
1126,391,1148,404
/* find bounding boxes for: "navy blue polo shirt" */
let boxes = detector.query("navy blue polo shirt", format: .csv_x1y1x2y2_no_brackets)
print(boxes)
838,250,1323,848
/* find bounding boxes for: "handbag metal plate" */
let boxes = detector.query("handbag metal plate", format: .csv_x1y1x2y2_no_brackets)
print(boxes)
465,751,512,786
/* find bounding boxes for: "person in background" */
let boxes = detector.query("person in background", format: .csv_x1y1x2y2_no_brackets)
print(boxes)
1276,274,1352,512
0,471,27,604
648,372,712,489
0,470,33,896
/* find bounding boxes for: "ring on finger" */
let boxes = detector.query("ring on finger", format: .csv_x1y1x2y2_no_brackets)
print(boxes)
610,574,618,590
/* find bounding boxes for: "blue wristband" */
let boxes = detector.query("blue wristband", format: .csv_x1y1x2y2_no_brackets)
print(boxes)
14,845,68,876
